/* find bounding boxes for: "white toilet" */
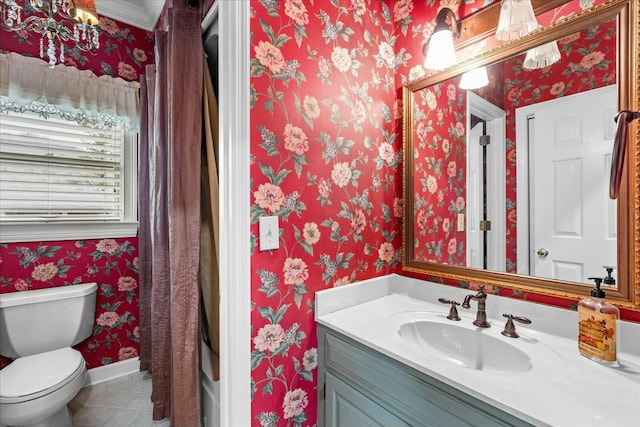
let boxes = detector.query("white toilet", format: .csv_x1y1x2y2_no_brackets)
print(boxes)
0,282,97,427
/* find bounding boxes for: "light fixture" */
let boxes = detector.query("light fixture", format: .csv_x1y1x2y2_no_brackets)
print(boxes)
523,40,561,70
496,0,538,41
423,7,460,70
1,0,100,68
459,66,489,90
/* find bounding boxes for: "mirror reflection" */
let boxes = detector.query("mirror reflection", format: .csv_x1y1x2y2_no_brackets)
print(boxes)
410,18,617,286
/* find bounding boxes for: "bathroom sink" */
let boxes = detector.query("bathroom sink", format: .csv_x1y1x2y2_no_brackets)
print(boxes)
398,320,532,374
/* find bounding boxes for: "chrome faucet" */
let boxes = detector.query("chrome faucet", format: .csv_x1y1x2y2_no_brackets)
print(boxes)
461,285,490,328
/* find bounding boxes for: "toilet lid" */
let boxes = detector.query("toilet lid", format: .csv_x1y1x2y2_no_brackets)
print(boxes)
0,347,84,400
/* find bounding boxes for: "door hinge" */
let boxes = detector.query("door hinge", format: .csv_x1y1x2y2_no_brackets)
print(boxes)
479,135,491,146
480,220,492,231
322,383,326,400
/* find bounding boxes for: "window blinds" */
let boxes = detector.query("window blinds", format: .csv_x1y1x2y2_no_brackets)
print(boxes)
0,111,125,222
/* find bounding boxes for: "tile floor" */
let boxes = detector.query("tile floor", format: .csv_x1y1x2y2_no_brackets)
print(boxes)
69,371,170,427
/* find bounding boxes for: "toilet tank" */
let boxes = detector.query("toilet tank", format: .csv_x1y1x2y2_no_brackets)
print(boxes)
0,282,97,359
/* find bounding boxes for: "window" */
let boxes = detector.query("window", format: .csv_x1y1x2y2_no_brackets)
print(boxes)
0,52,140,243
0,109,138,243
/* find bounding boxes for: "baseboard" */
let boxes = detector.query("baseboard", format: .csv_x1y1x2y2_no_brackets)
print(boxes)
84,357,141,387
201,341,220,427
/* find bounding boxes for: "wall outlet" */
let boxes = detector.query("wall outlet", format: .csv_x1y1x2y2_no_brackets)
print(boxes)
259,216,279,251
457,213,465,232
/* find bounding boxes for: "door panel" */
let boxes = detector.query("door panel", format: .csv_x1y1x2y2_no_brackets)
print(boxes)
325,372,410,427
529,85,617,283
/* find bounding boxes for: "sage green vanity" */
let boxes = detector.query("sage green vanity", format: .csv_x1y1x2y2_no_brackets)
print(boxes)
318,325,533,426
315,274,640,427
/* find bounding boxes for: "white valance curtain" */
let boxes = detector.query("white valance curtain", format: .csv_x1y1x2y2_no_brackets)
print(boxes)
0,52,140,129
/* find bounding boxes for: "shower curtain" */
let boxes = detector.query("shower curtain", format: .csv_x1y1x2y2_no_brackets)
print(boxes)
138,1,204,424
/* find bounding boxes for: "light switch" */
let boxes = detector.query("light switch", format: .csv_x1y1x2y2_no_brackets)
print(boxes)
259,216,279,251
457,213,465,232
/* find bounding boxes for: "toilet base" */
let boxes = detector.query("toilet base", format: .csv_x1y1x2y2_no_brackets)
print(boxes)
35,405,72,427
0,405,71,427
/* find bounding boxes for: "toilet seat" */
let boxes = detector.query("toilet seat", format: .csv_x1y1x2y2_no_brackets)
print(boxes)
0,347,85,404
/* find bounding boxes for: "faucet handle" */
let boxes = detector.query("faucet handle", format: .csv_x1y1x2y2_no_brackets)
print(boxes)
438,298,461,321
501,314,532,338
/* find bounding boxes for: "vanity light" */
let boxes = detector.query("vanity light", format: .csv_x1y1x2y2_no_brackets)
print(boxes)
424,7,460,70
496,0,538,41
459,66,489,90
523,40,561,70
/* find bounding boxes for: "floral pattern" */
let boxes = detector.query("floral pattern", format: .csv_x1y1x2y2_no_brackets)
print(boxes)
250,0,403,425
412,78,467,265
0,239,139,370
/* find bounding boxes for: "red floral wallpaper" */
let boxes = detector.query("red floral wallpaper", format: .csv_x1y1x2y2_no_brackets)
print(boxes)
412,78,467,265
0,11,153,370
249,0,403,424
0,239,140,369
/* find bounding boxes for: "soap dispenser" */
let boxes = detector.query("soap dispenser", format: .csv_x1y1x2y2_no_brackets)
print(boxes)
603,266,616,286
578,277,619,367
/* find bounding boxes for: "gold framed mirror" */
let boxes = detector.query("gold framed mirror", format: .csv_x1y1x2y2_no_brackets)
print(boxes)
402,0,638,309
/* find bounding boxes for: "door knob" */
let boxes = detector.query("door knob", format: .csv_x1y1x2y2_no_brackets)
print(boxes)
537,248,549,258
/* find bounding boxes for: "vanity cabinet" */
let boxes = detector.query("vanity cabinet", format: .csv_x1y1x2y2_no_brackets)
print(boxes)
317,325,533,427
325,372,410,427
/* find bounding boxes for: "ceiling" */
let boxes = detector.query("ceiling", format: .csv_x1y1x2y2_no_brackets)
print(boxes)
96,0,167,31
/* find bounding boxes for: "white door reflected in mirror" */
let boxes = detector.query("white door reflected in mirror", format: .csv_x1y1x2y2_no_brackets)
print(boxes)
516,85,617,285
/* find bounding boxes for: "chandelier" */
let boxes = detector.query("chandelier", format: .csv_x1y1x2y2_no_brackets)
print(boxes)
1,0,100,68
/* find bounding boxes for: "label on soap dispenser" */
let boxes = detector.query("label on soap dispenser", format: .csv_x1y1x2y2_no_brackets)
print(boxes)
578,307,617,362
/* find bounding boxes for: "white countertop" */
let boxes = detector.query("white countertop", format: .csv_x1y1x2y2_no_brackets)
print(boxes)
315,274,640,427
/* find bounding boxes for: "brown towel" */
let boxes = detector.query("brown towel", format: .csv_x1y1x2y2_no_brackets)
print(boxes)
610,110,640,199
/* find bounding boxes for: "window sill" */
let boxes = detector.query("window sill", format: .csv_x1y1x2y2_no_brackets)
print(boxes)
0,221,139,244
